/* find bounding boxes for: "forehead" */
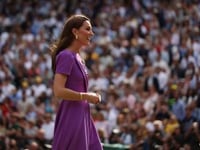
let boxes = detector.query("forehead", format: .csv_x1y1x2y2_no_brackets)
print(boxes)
80,20,92,28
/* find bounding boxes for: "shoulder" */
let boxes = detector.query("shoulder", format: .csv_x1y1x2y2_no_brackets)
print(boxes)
57,50,75,58
56,50,76,62
55,50,76,74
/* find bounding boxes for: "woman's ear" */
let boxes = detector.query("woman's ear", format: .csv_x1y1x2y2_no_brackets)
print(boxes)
72,28,78,37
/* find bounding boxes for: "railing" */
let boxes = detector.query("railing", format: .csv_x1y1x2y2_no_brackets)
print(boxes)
102,143,131,150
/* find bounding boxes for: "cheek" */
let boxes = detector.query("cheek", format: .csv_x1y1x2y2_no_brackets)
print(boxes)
79,30,89,37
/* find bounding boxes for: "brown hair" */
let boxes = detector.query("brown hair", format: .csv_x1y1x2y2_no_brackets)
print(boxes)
50,14,90,73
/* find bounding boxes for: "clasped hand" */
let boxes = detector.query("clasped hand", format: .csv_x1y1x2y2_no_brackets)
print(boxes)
86,92,101,104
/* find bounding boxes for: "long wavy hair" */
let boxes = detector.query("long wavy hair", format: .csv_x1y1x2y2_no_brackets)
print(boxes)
50,14,90,73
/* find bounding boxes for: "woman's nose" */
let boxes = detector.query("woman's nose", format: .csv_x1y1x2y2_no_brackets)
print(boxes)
90,30,94,36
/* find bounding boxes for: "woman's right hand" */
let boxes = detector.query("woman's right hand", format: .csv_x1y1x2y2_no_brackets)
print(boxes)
84,92,101,104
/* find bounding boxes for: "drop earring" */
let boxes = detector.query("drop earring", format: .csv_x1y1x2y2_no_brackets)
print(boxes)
75,35,78,39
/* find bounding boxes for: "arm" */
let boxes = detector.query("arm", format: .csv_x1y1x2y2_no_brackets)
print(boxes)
53,73,101,104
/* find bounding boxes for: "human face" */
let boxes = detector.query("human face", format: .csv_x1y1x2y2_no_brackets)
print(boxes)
77,20,94,46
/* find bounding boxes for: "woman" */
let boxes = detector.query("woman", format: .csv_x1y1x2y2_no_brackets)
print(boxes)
50,14,102,150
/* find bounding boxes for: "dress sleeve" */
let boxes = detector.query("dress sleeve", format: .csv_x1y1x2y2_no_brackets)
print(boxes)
55,51,75,76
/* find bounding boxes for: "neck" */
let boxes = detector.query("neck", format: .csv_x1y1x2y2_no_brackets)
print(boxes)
67,41,81,53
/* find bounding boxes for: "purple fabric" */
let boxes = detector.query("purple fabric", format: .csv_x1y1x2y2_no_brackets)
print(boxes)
52,50,102,150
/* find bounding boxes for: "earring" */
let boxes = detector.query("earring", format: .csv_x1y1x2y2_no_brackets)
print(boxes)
75,35,78,39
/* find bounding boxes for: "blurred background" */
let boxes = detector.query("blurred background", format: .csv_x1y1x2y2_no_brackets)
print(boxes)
0,0,200,149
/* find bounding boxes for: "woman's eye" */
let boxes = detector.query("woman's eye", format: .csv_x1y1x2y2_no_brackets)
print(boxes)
86,27,92,31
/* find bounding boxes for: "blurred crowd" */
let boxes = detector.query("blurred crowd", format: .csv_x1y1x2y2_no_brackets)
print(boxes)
0,0,200,149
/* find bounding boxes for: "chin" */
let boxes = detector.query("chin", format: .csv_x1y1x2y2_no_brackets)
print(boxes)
80,40,91,47
84,42,91,46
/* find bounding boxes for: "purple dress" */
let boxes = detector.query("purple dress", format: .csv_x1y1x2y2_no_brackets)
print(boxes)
52,50,102,150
